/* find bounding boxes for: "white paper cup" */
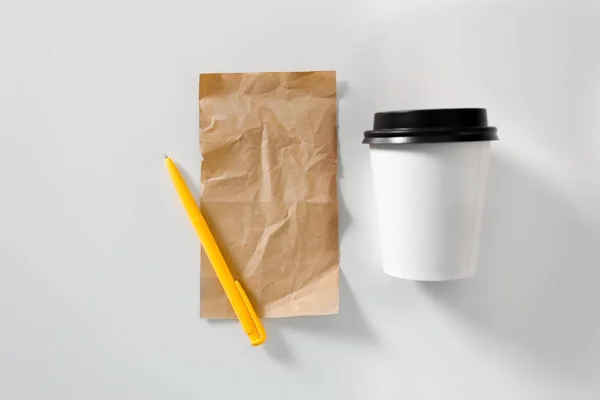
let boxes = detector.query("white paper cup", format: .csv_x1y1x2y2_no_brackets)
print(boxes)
363,109,498,281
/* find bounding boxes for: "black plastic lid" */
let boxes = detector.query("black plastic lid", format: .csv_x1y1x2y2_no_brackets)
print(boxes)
363,108,498,145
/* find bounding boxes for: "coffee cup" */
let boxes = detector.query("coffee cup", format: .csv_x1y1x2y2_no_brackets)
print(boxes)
363,109,498,281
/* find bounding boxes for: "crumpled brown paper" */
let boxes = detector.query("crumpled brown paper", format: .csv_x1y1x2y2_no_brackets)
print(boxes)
198,71,339,318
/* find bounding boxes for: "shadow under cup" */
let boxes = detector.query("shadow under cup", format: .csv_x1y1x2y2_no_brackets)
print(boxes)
363,108,499,281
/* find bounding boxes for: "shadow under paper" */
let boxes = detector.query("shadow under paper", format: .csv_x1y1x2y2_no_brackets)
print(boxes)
263,271,377,362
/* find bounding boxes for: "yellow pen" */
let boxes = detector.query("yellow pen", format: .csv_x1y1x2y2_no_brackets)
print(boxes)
164,155,266,346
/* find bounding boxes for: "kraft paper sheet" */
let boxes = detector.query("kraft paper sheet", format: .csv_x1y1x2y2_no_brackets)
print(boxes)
199,71,339,318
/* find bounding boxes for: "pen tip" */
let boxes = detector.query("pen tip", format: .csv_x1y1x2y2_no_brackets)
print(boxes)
164,154,168,159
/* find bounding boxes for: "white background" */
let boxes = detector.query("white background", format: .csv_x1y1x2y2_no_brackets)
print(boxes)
1,0,599,399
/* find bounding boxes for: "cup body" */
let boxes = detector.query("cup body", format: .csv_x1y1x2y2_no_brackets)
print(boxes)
369,141,491,281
